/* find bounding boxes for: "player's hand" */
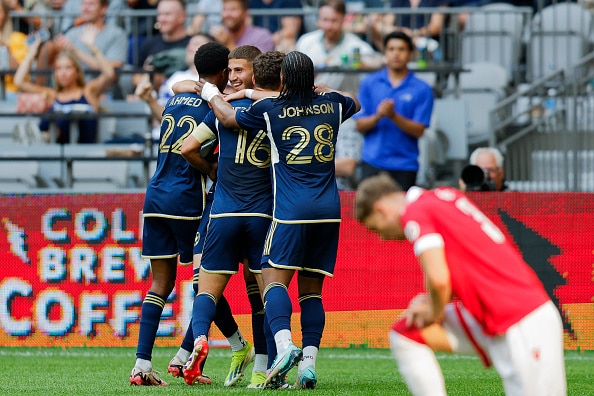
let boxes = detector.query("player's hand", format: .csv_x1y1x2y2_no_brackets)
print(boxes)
404,293,436,329
207,162,218,182
314,83,332,94
225,89,246,102
197,79,221,102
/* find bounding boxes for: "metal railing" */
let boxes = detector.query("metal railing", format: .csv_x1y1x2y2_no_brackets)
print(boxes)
489,51,594,191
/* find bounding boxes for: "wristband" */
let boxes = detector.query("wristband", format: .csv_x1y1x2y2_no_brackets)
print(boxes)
245,89,254,99
201,81,221,102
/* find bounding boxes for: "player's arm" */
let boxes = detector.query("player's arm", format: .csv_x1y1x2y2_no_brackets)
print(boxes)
196,79,240,129
314,83,361,112
416,247,451,326
181,123,217,181
225,88,279,102
172,79,198,95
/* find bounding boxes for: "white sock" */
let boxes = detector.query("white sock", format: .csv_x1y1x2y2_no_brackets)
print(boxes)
176,347,191,363
135,358,152,372
299,346,318,370
389,331,446,396
253,353,267,374
274,329,293,356
227,329,248,352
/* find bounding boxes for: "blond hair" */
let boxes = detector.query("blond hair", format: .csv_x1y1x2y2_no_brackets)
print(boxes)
54,51,86,92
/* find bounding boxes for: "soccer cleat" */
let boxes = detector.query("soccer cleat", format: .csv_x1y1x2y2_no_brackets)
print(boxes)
295,365,317,389
246,371,267,389
168,355,213,384
264,343,303,388
224,341,255,386
183,336,210,386
129,366,168,386
167,355,185,378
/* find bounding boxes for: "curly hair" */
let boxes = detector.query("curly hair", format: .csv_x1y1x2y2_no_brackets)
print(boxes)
194,42,230,76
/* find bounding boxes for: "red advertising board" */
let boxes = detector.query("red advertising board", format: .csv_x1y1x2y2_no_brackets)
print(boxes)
0,192,592,349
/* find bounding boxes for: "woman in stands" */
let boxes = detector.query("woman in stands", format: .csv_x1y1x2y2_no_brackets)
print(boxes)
14,24,114,144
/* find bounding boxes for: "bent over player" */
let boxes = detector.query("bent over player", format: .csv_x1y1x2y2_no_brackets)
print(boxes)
355,174,566,396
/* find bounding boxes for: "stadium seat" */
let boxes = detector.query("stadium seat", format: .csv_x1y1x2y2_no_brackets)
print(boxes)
527,2,593,82
461,3,525,84
446,62,508,146
97,100,152,143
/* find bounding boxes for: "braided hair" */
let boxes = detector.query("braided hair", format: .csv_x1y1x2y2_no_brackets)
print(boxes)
277,51,315,106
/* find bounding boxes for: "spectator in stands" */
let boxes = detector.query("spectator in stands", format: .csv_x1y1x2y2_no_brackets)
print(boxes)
210,0,275,52
23,0,65,32
14,25,115,143
124,0,158,66
459,147,509,192
36,0,127,87
369,0,449,51
249,0,302,52
133,0,190,98
335,120,363,190
341,0,386,42
59,0,125,33
296,0,381,89
0,0,28,96
354,31,434,191
186,0,222,36
135,33,214,135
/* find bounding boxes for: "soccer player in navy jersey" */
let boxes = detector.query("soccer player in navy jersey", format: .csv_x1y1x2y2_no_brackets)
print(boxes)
196,50,360,389
181,50,286,389
130,41,233,387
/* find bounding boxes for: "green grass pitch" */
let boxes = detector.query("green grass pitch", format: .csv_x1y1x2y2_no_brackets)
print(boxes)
1,347,592,395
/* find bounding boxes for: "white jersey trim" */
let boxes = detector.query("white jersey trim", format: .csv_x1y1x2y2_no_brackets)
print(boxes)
413,233,445,256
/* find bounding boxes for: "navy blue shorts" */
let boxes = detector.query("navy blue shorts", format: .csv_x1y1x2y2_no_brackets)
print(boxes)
201,215,271,274
262,220,340,277
142,216,200,265
193,194,213,255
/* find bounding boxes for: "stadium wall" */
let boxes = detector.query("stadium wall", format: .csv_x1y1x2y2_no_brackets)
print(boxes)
0,192,592,350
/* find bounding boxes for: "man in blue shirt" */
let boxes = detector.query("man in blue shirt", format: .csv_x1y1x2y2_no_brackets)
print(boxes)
354,31,434,191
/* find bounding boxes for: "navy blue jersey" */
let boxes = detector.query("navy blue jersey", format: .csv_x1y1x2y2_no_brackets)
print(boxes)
235,92,357,221
143,93,210,218
202,98,273,216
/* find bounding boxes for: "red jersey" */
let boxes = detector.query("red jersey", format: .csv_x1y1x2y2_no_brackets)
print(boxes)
399,187,550,336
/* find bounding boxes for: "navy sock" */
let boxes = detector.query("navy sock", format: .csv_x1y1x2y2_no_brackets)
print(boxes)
191,292,217,341
264,316,277,369
214,295,238,338
263,283,292,335
136,291,166,360
180,318,194,352
299,293,325,349
247,281,266,355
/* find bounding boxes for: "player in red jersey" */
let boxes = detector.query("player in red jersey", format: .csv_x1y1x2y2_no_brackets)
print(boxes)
355,173,566,396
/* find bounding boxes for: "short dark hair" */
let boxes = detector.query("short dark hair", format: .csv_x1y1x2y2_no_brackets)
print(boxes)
229,45,261,62
253,51,285,90
383,31,415,52
194,42,230,76
318,0,346,15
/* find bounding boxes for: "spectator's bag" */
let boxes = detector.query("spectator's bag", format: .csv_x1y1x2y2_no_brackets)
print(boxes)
16,93,51,114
